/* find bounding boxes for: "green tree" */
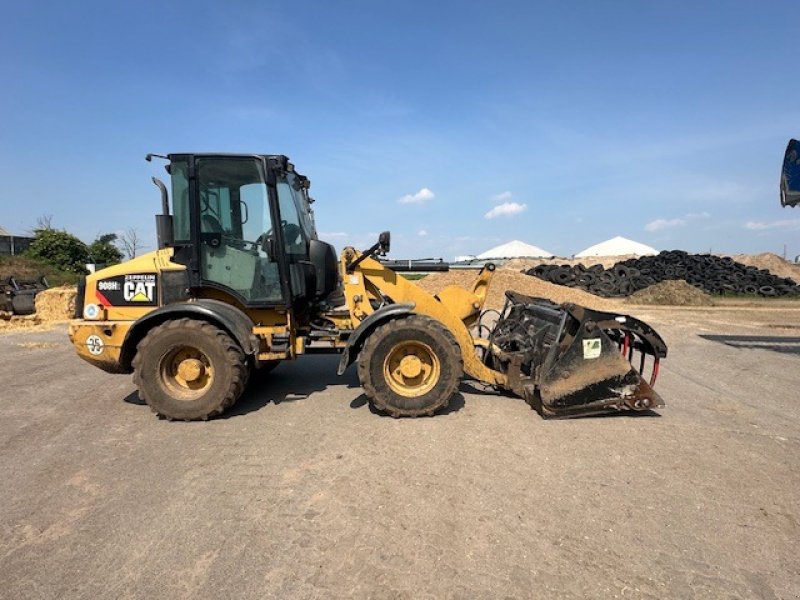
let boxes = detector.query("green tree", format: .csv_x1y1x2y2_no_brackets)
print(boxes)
25,228,89,274
88,233,123,266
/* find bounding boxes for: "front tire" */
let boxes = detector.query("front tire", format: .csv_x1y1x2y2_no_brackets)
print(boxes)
357,315,462,417
132,318,249,421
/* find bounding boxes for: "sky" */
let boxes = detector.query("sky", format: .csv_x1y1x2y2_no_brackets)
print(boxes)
1,0,798,260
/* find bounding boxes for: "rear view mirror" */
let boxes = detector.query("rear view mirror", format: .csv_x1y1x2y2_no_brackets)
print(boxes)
378,231,391,255
781,139,800,207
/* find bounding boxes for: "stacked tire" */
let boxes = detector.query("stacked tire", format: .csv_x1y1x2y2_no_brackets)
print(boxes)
526,251,800,298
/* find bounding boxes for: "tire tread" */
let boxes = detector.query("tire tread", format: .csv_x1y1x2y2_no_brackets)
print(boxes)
357,315,462,417
132,318,248,420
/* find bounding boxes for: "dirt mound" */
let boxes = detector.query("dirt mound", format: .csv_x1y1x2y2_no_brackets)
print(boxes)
35,286,77,321
626,280,714,306
729,253,800,282
416,268,621,312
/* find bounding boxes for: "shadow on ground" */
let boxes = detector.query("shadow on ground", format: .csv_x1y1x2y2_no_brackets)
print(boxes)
125,355,362,418
348,392,466,417
123,355,659,421
458,380,662,420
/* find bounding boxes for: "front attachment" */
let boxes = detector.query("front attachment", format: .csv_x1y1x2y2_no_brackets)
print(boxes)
482,292,667,418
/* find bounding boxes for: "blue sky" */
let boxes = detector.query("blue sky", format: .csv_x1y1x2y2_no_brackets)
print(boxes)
1,1,798,259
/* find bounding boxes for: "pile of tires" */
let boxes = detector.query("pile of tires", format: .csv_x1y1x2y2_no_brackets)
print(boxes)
526,251,800,298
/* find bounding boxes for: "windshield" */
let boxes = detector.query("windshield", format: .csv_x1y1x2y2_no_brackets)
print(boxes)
276,172,317,254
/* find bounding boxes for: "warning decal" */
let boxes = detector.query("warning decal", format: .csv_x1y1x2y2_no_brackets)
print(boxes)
582,338,602,359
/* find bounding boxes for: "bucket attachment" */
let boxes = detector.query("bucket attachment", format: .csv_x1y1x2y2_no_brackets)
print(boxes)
482,291,667,418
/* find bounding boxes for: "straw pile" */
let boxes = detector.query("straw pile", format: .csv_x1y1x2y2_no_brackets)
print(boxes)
0,314,53,334
34,286,77,321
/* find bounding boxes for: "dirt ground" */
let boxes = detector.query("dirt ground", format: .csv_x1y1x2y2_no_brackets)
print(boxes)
1,303,799,599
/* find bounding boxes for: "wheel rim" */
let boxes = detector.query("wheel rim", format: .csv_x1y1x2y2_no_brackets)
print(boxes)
159,346,214,400
383,340,440,398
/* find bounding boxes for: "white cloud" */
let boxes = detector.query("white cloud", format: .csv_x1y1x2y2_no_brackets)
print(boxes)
417,229,428,236
744,219,800,231
645,218,686,232
485,202,527,219
643,211,709,232
319,231,348,239
491,191,513,203
398,187,435,204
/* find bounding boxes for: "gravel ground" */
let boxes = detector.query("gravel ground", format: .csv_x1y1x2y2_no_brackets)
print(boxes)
1,307,799,599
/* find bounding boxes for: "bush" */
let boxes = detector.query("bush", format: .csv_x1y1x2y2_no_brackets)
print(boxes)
88,233,123,266
25,228,89,275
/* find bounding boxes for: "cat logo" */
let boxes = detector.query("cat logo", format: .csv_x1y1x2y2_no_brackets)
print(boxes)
95,273,158,306
123,274,157,303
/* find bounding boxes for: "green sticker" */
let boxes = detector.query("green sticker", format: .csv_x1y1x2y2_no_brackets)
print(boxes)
582,338,601,359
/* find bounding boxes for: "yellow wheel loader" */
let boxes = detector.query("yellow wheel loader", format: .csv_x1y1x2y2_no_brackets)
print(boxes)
68,153,667,420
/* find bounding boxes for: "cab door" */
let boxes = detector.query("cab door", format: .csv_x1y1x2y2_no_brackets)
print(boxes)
194,156,286,304
274,171,317,303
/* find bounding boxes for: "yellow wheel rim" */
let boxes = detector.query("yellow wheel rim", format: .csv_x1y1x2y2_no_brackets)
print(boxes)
160,346,214,400
383,340,441,398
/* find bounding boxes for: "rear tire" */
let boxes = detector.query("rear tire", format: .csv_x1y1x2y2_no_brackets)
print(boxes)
132,318,249,421
357,315,462,417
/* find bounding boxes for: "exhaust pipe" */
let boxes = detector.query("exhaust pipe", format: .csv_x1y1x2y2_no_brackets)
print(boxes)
152,177,174,249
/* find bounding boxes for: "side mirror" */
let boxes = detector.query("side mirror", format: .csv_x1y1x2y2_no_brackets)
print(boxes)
378,231,391,256
345,230,392,273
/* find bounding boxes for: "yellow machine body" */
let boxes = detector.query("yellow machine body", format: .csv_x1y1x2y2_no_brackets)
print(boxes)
69,246,506,385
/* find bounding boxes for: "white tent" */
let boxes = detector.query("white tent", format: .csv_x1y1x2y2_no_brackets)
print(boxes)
575,236,657,257
477,240,554,259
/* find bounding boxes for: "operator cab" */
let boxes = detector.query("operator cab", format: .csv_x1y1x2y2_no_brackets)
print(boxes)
150,153,338,309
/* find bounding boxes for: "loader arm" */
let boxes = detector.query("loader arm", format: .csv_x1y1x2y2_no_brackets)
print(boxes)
340,248,507,386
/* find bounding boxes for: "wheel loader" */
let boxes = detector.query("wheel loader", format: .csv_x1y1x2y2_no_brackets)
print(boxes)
68,153,667,420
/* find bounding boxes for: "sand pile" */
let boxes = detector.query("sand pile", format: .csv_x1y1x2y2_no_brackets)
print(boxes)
417,268,621,312
34,286,77,321
729,253,800,282
626,280,714,306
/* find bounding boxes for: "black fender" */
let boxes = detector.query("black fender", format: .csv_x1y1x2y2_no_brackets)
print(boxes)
337,303,415,375
119,299,258,371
